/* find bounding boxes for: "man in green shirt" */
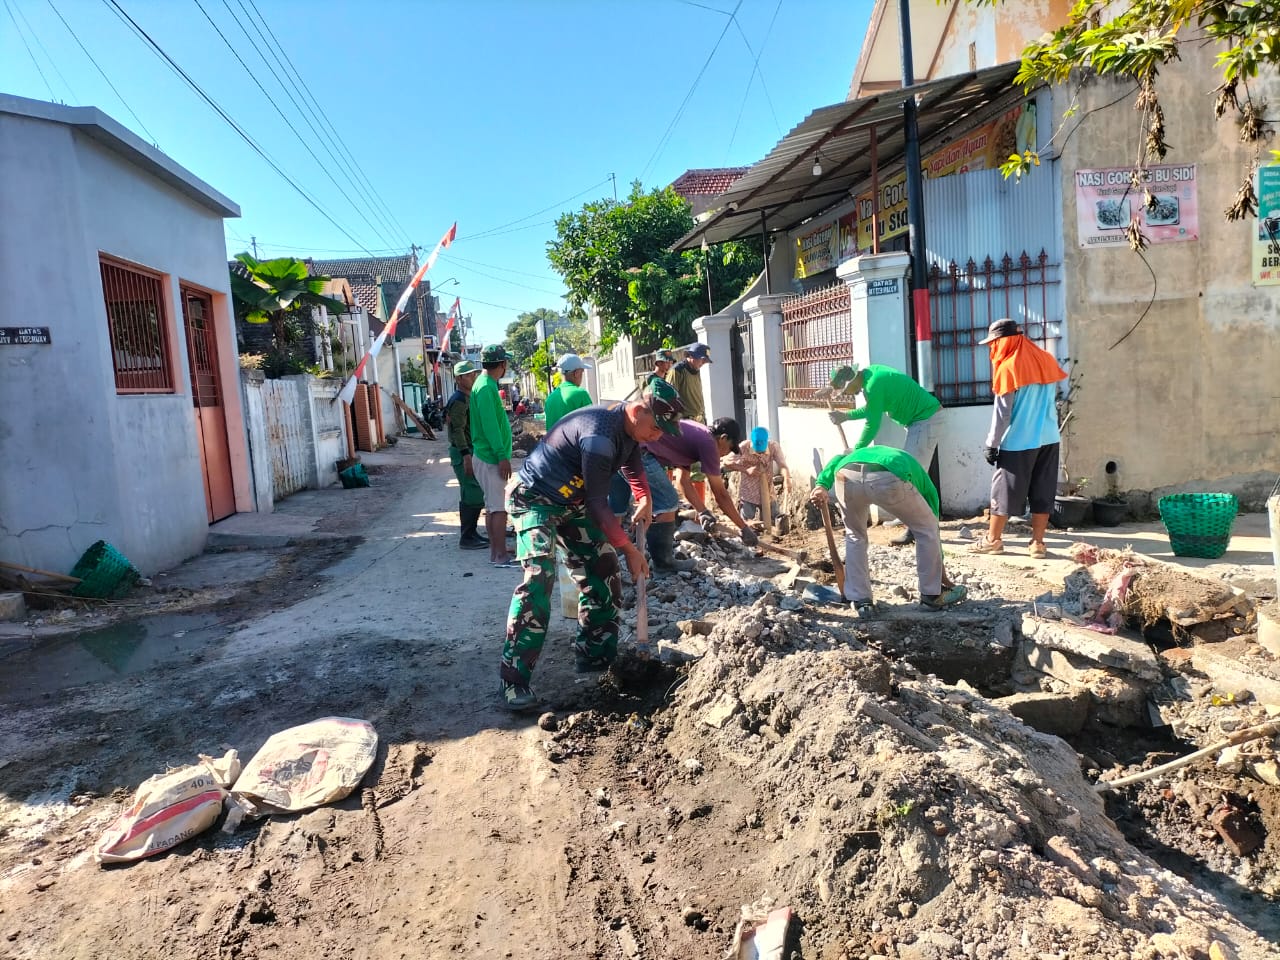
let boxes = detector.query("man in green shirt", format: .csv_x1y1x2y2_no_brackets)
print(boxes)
810,445,965,616
443,360,488,551
469,344,516,567
824,362,942,546
544,353,593,431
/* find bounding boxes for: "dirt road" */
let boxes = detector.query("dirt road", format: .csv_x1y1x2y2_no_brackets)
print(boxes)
0,441,649,959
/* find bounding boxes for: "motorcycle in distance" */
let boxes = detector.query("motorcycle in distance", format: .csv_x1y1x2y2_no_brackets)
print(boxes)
420,397,445,432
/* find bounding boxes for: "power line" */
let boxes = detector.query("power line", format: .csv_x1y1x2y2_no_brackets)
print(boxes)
10,0,78,100
437,254,563,296
239,0,414,248
440,252,563,281
640,0,743,181
726,0,784,157
461,178,612,241
44,0,159,144
102,0,380,257
5,0,57,100
452,219,558,243
191,0,400,251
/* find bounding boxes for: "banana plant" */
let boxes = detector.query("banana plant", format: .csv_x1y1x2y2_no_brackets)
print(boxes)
230,253,349,359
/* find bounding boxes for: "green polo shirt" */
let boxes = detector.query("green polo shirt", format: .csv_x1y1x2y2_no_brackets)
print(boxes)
543,381,592,431
468,372,512,464
815,446,940,518
842,364,941,449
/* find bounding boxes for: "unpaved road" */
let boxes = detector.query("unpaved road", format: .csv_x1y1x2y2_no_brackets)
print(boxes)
0,442,654,959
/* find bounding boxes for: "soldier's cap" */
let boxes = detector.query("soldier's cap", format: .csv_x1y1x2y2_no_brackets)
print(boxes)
655,349,676,364
481,344,511,364
453,360,479,376
686,342,712,362
642,379,684,436
829,364,860,388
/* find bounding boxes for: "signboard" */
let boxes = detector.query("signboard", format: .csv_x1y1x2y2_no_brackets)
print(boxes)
1253,163,1280,286
0,326,51,345
794,221,838,279
853,101,1038,253
1074,164,1199,247
866,278,899,297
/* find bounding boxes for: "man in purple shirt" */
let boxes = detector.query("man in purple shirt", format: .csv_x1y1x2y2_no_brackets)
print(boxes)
643,416,758,547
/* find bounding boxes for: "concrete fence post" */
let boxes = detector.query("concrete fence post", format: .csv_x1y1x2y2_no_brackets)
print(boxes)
239,369,274,513
744,294,788,441
691,313,735,424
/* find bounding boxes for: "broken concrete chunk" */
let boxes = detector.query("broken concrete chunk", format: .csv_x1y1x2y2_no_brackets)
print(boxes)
1208,804,1263,856
1021,616,1162,682
998,690,1089,738
701,693,740,728
1189,648,1280,708
659,635,709,665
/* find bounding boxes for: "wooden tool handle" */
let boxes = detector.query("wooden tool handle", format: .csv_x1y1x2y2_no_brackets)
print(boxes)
634,519,650,653
818,499,846,591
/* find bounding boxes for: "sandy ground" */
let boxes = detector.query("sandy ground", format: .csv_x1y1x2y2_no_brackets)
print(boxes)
1,436,1277,959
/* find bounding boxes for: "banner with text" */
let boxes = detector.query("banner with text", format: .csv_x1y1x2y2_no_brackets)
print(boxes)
1253,164,1280,286
1074,164,1199,248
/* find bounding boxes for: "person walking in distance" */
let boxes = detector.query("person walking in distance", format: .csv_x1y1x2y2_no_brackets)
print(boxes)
667,343,711,424
810,445,965,616
969,318,1068,559
444,360,488,551
469,344,516,567
544,353,593,430
499,396,673,711
823,363,943,546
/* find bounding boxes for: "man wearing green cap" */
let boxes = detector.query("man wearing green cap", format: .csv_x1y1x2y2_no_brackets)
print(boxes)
470,345,516,566
824,363,942,545
444,360,488,550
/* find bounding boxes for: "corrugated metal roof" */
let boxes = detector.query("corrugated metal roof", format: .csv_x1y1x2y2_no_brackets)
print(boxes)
671,62,1023,250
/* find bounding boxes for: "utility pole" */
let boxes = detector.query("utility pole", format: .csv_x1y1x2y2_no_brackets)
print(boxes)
251,236,258,258
610,172,617,202
898,0,933,391
701,237,714,314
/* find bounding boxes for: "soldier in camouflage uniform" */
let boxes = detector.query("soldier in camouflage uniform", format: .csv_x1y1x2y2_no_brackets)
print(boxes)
499,385,684,711
443,361,488,550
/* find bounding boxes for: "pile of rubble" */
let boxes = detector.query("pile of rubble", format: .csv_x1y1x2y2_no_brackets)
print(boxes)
598,595,1277,959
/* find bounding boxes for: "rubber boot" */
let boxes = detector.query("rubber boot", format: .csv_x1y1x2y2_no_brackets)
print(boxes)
646,521,695,573
459,504,488,550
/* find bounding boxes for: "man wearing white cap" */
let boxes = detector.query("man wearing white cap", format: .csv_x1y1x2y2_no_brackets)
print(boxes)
544,353,593,432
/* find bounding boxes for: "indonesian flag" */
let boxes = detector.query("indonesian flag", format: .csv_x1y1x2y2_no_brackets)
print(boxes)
432,298,462,377
337,222,456,405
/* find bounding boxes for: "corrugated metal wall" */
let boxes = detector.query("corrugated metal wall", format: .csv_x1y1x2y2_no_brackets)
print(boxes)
923,164,1063,270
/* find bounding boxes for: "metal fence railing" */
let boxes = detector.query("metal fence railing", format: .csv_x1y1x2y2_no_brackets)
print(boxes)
929,250,1061,406
780,282,852,405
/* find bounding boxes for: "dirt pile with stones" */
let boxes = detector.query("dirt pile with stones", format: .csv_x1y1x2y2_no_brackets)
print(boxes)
574,593,1278,960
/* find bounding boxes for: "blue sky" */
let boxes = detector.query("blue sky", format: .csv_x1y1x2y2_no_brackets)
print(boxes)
2,0,873,346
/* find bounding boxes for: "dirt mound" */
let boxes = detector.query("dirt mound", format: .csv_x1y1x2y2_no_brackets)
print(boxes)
583,595,1278,959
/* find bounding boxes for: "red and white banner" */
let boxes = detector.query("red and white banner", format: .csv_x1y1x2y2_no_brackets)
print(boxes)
337,222,457,404
432,298,462,377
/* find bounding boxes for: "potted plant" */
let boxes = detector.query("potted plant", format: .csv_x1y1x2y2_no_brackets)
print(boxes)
1091,462,1129,527
1052,474,1091,529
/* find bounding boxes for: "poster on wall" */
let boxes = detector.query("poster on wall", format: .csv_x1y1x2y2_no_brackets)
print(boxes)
1074,164,1199,247
794,221,837,279
852,101,1039,252
1252,163,1280,286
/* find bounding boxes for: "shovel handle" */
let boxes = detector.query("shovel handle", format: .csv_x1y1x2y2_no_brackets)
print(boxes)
634,519,650,653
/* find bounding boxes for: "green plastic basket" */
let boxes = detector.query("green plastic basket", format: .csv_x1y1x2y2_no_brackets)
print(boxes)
69,540,141,599
1157,493,1239,559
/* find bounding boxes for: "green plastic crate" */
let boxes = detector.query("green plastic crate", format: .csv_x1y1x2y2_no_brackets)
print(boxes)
1157,493,1238,559
69,540,141,599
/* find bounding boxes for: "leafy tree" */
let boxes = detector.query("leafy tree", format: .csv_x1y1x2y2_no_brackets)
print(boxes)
402,355,426,385
503,308,592,369
972,0,1276,245
230,253,347,374
547,182,763,351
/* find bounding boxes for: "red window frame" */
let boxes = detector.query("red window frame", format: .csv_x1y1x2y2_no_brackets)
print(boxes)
100,256,175,394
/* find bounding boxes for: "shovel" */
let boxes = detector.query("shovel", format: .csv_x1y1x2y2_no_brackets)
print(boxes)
633,518,652,657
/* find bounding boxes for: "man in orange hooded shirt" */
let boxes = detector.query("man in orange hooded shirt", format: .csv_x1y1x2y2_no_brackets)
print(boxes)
969,318,1068,559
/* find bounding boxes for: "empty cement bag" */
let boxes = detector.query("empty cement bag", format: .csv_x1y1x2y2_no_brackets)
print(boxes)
229,717,377,819
94,749,241,864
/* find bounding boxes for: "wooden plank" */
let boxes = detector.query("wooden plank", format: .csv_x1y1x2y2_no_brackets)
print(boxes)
392,394,435,440
0,560,80,583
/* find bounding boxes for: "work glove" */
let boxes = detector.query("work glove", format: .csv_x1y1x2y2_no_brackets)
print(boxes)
739,526,759,547
827,410,848,425
699,511,716,533
983,446,1000,466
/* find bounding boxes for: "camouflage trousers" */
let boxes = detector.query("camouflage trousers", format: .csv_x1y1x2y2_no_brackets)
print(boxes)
448,446,485,508
500,485,621,685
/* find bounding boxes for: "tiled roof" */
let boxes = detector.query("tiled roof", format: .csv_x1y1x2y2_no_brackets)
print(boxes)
669,167,750,198
309,255,416,324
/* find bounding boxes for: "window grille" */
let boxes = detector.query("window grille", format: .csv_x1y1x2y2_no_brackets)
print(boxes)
780,282,852,405
100,257,174,393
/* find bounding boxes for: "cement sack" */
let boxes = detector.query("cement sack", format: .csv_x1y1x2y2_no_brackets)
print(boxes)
229,717,377,818
93,750,241,864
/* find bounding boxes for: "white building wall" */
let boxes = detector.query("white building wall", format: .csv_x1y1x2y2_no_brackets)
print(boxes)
0,113,246,574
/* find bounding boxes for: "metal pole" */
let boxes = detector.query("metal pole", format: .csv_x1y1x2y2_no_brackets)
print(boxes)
870,126,881,255
898,0,933,390
760,210,771,295
703,243,714,314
